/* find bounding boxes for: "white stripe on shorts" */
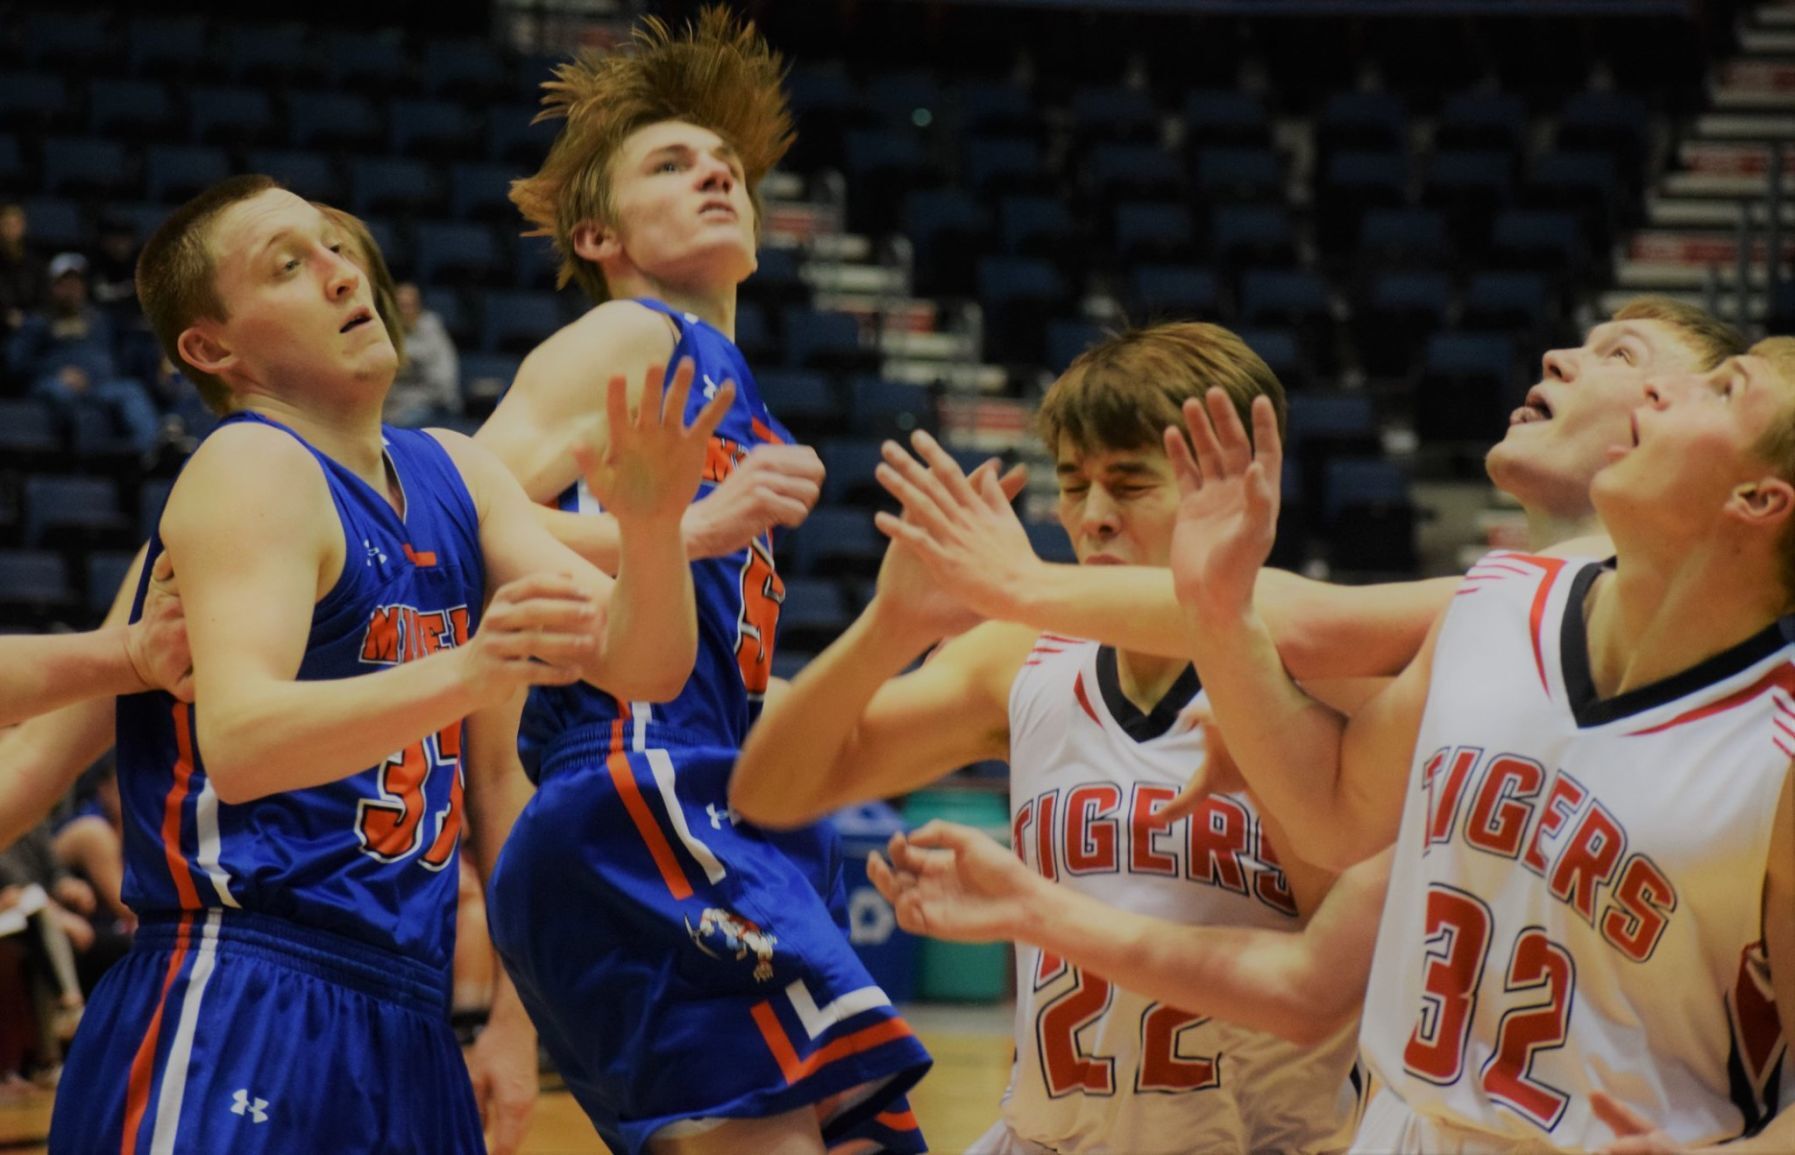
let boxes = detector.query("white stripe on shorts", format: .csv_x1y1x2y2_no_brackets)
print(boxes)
646,747,727,884
149,909,222,1154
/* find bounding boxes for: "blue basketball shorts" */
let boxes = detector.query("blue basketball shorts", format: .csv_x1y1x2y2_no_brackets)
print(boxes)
489,738,932,1154
50,908,484,1154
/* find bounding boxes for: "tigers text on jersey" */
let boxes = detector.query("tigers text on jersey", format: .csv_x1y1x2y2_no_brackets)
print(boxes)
1360,552,1795,1150
996,635,1357,1155
115,415,485,972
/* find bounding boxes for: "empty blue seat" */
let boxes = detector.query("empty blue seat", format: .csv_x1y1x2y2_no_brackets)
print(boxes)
221,22,312,83
789,507,884,577
744,246,807,306
1316,150,1411,251
1234,327,1304,389
903,187,989,296
959,81,1037,136
1462,272,1551,333
188,85,276,146
1024,522,1077,565
423,40,510,97
777,578,852,649
1423,150,1515,248
1114,201,1194,265
351,157,444,217
1000,196,1077,255
318,29,409,89
0,550,76,622
414,221,504,287
734,302,775,360
1213,204,1296,269
24,476,128,548
1240,269,1330,327
784,309,869,372
451,163,519,221
42,137,133,197
1358,208,1449,267
1435,90,1528,157
964,135,1048,196
1320,457,1417,572
1089,143,1183,204
486,105,558,165
1183,90,1271,148
21,198,83,252
1354,272,1452,376
1069,85,1159,142
513,234,560,290
758,370,837,440
819,439,888,506
20,11,114,70
0,72,68,130
128,14,208,77
390,99,473,157
980,257,1070,366
1557,90,1650,172
1194,147,1283,201
88,78,177,138
1045,318,1105,373
1129,265,1219,319
0,400,60,459
848,376,934,438
145,145,231,204
245,149,342,203
1317,91,1409,157
481,291,562,354
286,90,382,151
86,551,138,617
0,136,24,194
1489,210,1585,277
865,70,940,130
1418,332,1518,441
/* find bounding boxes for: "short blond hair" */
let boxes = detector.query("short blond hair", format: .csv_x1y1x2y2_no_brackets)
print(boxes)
137,174,280,415
510,5,794,303
1038,322,1288,458
1611,296,1746,371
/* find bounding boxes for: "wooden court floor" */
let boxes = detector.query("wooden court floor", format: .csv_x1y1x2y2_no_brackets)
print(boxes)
0,1003,1013,1154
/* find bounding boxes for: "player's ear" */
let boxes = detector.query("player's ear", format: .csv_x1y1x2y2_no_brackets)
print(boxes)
176,322,235,381
1729,477,1795,528
570,220,620,265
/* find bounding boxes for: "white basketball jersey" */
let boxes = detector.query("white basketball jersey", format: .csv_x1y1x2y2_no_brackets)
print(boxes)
1360,552,1795,1151
995,634,1358,1155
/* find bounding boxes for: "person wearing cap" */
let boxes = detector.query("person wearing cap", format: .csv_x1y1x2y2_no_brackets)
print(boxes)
7,251,161,456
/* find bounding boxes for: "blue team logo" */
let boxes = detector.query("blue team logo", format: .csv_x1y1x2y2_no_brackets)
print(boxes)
686,906,777,982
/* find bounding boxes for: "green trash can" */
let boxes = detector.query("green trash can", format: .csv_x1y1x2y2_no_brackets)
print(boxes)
902,786,1011,1002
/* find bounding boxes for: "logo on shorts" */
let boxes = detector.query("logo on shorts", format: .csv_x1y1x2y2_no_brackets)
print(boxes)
230,1089,269,1123
686,906,777,982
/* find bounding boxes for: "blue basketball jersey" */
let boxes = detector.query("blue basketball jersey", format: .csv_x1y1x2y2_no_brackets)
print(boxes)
518,297,793,777
115,413,485,972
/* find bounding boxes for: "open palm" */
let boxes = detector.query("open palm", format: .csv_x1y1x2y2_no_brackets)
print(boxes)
1164,390,1284,618
867,821,1039,944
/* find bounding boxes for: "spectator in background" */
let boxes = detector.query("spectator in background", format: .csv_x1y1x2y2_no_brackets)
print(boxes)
10,253,162,456
50,758,132,934
384,281,462,427
87,216,139,318
0,203,45,341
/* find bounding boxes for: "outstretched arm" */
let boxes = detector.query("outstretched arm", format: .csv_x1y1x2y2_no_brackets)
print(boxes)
1164,391,1433,869
0,544,190,725
729,465,1030,829
873,430,1454,678
870,820,1387,1045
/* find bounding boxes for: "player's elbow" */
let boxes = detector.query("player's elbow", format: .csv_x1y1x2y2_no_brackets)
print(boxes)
193,721,270,805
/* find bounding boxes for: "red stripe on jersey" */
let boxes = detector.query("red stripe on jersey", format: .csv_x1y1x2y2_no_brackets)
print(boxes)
1040,633,1085,645
1628,664,1795,737
1517,555,1571,694
876,1106,920,1129
120,912,194,1154
749,1000,916,1085
162,704,201,909
1073,673,1101,725
751,417,785,445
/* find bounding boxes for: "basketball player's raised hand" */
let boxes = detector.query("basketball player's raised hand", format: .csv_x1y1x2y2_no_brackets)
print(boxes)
574,357,735,529
125,550,194,701
868,820,1044,944
871,429,1031,621
683,442,825,559
462,572,604,702
871,457,1026,640
1164,389,1283,618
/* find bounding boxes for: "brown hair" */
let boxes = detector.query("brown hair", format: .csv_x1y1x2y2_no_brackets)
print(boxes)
136,174,279,415
1742,337,1795,599
1612,296,1747,371
316,203,405,365
509,5,794,303
1038,322,1288,458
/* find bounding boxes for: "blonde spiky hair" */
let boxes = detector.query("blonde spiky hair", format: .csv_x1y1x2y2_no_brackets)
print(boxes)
510,5,794,303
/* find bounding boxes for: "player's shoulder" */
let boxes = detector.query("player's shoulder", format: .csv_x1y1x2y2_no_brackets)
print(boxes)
528,299,678,373
162,420,332,542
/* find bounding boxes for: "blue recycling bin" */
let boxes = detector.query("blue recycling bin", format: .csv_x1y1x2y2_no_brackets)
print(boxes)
828,801,918,1002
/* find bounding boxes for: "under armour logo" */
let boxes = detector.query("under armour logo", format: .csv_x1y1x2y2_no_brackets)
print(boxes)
701,374,721,401
362,538,388,568
706,803,737,830
230,1089,269,1123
